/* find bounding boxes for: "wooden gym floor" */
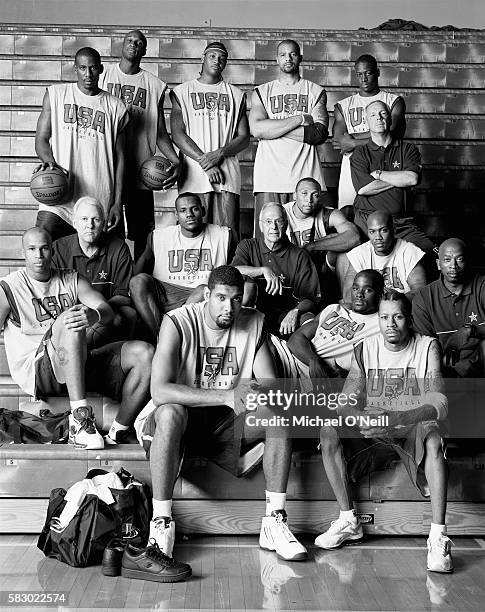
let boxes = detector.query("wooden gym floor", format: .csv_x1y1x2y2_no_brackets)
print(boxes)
1,535,485,611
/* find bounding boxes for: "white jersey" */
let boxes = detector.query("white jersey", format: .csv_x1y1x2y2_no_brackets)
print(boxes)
336,90,400,209
347,238,424,293
283,201,332,247
253,79,326,193
356,332,434,414
152,224,231,288
173,79,245,194
43,83,128,224
0,268,78,396
168,302,265,389
100,63,167,189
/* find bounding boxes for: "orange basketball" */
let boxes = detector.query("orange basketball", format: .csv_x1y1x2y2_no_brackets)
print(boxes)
140,156,173,190
30,167,68,205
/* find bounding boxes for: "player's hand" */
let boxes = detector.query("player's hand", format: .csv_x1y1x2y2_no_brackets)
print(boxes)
160,162,181,190
446,326,476,352
227,380,262,416
262,267,283,296
63,304,96,332
279,308,299,336
300,113,314,127
205,166,225,184
32,161,69,175
198,149,225,171
332,133,355,153
106,204,122,232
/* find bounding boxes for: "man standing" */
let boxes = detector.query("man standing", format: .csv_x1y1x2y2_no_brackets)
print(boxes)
133,266,307,580
350,101,434,253
170,42,249,234
250,40,329,238
0,228,153,448
34,47,128,241
52,196,136,347
100,30,181,259
333,55,406,215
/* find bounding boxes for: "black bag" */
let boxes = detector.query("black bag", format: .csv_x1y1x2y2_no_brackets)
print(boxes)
37,469,152,567
0,408,70,444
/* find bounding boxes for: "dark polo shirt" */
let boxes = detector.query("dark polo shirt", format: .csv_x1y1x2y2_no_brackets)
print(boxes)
231,237,321,326
52,233,133,300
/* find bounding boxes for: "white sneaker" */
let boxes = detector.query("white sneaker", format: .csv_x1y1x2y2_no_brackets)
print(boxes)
259,510,307,561
314,515,363,550
427,534,453,573
68,406,104,449
149,516,175,558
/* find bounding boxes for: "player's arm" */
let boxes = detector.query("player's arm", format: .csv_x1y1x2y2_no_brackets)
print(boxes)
0,284,11,330
156,89,181,189
338,349,366,419
64,277,114,331
341,258,357,306
249,89,311,140
284,90,329,144
34,90,67,174
331,104,370,153
169,92,204,160
108,242,133,308
369,168,419,189
405,262,427,300
389,96,406,139
286,316,330,377
150,315,230,408
351,147,393,196
231,240,283,295
411,291,436,338
134,232,155,275
305,209,360,254
107,127,126,232
280,255,320,335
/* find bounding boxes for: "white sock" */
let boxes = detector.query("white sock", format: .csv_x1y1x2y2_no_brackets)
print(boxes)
265,491,286,515
70,399,88,411
152,499,173,520
339,508,357,522
108,420,129,438
430,523,447,539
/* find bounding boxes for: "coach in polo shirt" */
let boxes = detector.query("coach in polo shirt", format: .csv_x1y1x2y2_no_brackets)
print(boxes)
350,100,434,253
412,238,485,377
232,202,321,337
52,196,136,346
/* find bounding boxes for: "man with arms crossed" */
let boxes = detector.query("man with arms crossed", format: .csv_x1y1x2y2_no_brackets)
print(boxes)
250,39,329,238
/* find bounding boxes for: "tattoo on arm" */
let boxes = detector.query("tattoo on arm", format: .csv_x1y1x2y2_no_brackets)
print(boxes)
57,346,69,366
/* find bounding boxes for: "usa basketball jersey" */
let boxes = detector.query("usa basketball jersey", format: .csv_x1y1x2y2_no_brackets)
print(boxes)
152,224,231,288
347,239,424,293
283,201,332,247
100,63,166,189
355,332,433,414
172,79,245,194
0,269,77,396
168,302,265,389
253,79,326,193
44,83,128,224
336,91,400,209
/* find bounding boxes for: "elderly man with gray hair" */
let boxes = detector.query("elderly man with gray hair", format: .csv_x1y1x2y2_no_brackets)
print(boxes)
231,202,321,337
52,196,136,347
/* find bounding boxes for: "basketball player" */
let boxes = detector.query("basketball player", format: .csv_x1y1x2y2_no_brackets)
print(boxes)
100,30,181,259
170,42,249,234
0,227,153,448
134,266,307,575
315,291,452,574
34,47,128,241
341,211,426,303
250,39,329,238
333,54,406,216
130,193,235,342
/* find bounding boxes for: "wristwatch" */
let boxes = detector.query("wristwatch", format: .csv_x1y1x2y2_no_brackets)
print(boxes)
375,169,382,179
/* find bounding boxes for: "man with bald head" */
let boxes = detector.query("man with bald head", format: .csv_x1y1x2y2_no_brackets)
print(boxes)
413,238,485,377
100,30,180,259
0,227,153,447
341,211,426,303
350,100,434,253
232,202,320,337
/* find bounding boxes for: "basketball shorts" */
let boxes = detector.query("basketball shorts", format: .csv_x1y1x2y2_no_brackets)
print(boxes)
153,279,198,313
36,210,76,242
198,191,240,236
34,326,125,402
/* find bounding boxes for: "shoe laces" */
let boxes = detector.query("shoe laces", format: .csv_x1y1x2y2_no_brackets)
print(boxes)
146,538,175,566
328,516,354,534
430,534,453,556
273,512,297,543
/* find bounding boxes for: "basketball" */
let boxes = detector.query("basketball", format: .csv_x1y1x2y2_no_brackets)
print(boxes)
30,167,68,205
140,155,173,190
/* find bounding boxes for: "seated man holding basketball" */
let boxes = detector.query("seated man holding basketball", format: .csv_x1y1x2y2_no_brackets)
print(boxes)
52,196,136,347
130,192,236,343
0,227,153,448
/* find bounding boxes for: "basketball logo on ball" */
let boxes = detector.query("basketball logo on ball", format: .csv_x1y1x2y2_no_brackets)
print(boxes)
30,167,68,205
140,156,173,190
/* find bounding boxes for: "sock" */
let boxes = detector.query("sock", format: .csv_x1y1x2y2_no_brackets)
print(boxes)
152,499,173,520
339,508,357,522
429,523,447,539
70,399,88,411
265,491,286,515
108,420,129,439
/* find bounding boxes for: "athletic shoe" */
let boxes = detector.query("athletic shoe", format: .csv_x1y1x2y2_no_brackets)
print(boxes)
238,441,264,476
259,549,304,594
314,548,357,584
104,429,129,445
121,539,192,583
314,515,363,550
427,534,454,573
149,516,175,558
68,406,104,449
259,510,307,561
102,538,126,577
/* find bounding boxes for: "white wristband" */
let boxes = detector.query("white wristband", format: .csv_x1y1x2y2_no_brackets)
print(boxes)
93,308,101,324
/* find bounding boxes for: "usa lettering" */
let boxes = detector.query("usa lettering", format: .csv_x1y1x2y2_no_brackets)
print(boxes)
270,94,308,115
290,229,312,247
32,293,74,322
321,311,365,340
349,107,365,129
367,367,420,398
168,249,213,272
190,92,230,112
63,104,106,133
199,346,240,377
106,83,147,109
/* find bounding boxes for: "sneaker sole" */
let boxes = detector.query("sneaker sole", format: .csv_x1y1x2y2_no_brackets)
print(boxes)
259,545,308,562
121,567,192,583
314,534,364,550
427,566,454,574
102,566,121,577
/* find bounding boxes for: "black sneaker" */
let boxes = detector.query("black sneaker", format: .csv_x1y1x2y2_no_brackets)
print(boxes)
121,539,192,583
102,538,126,577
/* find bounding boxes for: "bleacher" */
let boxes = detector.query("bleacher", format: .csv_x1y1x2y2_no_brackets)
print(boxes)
1,23,485,535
